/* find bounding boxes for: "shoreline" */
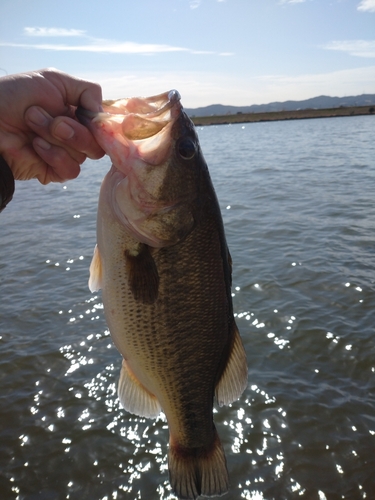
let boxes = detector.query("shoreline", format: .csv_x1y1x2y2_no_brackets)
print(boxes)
190,105,375,126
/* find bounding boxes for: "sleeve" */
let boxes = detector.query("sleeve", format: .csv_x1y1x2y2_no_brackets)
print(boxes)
0,155,15,212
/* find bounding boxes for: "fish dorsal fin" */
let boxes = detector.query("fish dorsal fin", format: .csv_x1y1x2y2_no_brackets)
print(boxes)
215,322,248,407
88,244,103,292
118,358,161,418
125,244,159,304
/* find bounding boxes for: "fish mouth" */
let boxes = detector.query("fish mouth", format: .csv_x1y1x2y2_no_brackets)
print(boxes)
76,89,181,138
100,89,181,117
76,89,182,169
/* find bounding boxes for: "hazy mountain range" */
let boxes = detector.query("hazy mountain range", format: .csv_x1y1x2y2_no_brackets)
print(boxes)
184,94,375,117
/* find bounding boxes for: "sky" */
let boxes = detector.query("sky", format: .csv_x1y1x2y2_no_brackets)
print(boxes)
0,0,374,108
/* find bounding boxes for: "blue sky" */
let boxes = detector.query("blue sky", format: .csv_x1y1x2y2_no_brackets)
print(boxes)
0,0,374,108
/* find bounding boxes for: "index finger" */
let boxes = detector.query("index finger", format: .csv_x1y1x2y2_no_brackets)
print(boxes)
42,69,103,113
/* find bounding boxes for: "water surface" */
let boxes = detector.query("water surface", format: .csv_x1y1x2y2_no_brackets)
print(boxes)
1,115,375,499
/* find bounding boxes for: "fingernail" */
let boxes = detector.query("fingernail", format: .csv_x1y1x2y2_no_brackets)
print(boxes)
54,122,74,140
27,107,48,126
34,137,51,150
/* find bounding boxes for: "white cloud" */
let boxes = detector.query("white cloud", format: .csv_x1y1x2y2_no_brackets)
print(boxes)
0,40,192,54
190,0,201,8
0,28,227,56
248,66,375,104
0,41,212,55
24,27,86,37
257,66,375,89
279,0,306,4
77,65,375,108
189,0,224,6
323,40,375,58
358,0,375,12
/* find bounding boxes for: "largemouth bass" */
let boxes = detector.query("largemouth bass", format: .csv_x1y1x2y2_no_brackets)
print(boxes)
77,90,247,499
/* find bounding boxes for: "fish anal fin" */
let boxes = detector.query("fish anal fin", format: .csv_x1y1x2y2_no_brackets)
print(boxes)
88,244,103,292
125,244,159,304
215,322,248,407
168,426,229,500
118,358,161,418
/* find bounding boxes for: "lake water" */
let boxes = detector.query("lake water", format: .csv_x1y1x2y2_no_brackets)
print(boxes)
1,115,375,500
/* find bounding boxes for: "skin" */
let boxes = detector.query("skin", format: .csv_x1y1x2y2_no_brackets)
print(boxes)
0,68,105,184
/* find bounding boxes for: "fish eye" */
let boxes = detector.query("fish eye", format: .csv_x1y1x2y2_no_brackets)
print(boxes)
177,137,196,160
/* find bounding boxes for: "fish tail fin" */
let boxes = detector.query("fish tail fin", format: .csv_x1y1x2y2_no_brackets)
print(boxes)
168,427,229,500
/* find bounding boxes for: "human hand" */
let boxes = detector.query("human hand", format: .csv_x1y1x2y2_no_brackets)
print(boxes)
0,68,105,184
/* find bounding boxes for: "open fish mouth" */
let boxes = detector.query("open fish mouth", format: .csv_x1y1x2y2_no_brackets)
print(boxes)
100,89,181,120
76,89,181,139
76,89,182,169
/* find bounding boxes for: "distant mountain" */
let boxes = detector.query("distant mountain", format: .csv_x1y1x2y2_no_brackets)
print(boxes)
183,94,375,117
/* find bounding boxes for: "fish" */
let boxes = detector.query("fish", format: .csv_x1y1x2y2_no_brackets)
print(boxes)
76,90,248,499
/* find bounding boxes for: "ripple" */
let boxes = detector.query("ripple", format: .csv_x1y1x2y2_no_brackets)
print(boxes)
2,118,375,498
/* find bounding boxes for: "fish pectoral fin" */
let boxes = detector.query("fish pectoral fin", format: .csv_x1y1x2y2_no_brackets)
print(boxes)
125,244,159,304
118,358,161,418
88,244,103,292
215,322,248,407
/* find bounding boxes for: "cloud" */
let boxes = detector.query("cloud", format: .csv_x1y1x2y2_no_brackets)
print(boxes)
77,65,375,108
323,40,375,58
279,0,306,4
249,65,375,105
24,27,86,37
357,0,375,12
0,28,226,55
0,40,192,54
189,0,225,6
